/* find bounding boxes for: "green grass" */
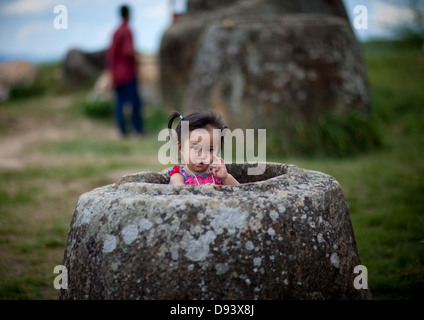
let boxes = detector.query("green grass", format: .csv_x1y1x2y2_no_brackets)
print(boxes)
0,40,423,299
275,131,424,299
273,40,424,299
271,108,381,157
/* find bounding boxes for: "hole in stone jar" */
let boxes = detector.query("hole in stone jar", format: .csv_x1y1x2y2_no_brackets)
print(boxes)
116,162,287,185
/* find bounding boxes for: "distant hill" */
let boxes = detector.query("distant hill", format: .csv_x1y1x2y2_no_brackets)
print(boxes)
0,52,63,64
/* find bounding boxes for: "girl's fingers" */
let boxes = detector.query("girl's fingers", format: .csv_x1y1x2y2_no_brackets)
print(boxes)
213,154,223,164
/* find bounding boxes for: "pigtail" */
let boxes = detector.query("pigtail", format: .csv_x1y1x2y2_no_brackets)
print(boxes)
167,111,182,130
168,110,184,145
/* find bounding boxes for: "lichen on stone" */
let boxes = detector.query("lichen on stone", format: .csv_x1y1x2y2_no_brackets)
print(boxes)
60,162,371,300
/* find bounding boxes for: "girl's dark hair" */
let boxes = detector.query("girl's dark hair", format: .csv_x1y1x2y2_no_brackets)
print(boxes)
167,110,228,144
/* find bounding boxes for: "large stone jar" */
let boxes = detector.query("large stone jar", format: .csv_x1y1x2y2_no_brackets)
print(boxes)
60,162,371,299
160,0,370,131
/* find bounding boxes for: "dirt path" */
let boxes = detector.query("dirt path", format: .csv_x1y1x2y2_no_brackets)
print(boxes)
0,94,119,171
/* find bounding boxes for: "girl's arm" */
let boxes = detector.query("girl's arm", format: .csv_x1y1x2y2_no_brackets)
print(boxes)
210,155,240,185
170,173,185,185
221,173,239,185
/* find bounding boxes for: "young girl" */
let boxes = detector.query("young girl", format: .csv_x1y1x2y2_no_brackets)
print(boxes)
167,110,239,185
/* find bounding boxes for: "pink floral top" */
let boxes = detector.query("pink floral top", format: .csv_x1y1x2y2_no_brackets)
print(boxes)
168,165,222,185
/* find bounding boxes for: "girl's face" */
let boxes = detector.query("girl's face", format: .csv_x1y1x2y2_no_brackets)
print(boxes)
178,127,221,174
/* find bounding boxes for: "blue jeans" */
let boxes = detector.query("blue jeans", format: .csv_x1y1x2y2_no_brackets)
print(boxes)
114,78,143,135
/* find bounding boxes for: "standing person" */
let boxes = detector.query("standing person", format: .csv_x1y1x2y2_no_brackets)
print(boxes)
107,5,144,137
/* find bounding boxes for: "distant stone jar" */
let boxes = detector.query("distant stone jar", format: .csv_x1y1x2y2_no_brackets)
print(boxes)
160,0,372,156
59,162,372,300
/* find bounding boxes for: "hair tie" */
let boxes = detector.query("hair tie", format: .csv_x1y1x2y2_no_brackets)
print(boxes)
179,115,183,120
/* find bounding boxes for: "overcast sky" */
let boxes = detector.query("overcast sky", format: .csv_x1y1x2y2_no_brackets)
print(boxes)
0,0,420,63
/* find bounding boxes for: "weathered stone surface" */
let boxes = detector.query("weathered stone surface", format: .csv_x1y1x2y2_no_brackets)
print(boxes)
185,0,350,18
183,15,369,129
0,61,38,100
160,0,369,133
60,162,371,300
63,49,106,83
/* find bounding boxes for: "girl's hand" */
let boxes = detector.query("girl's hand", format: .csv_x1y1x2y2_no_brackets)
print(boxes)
209,155,228,180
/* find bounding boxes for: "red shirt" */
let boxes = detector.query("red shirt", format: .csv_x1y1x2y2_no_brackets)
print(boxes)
107,21,137,86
